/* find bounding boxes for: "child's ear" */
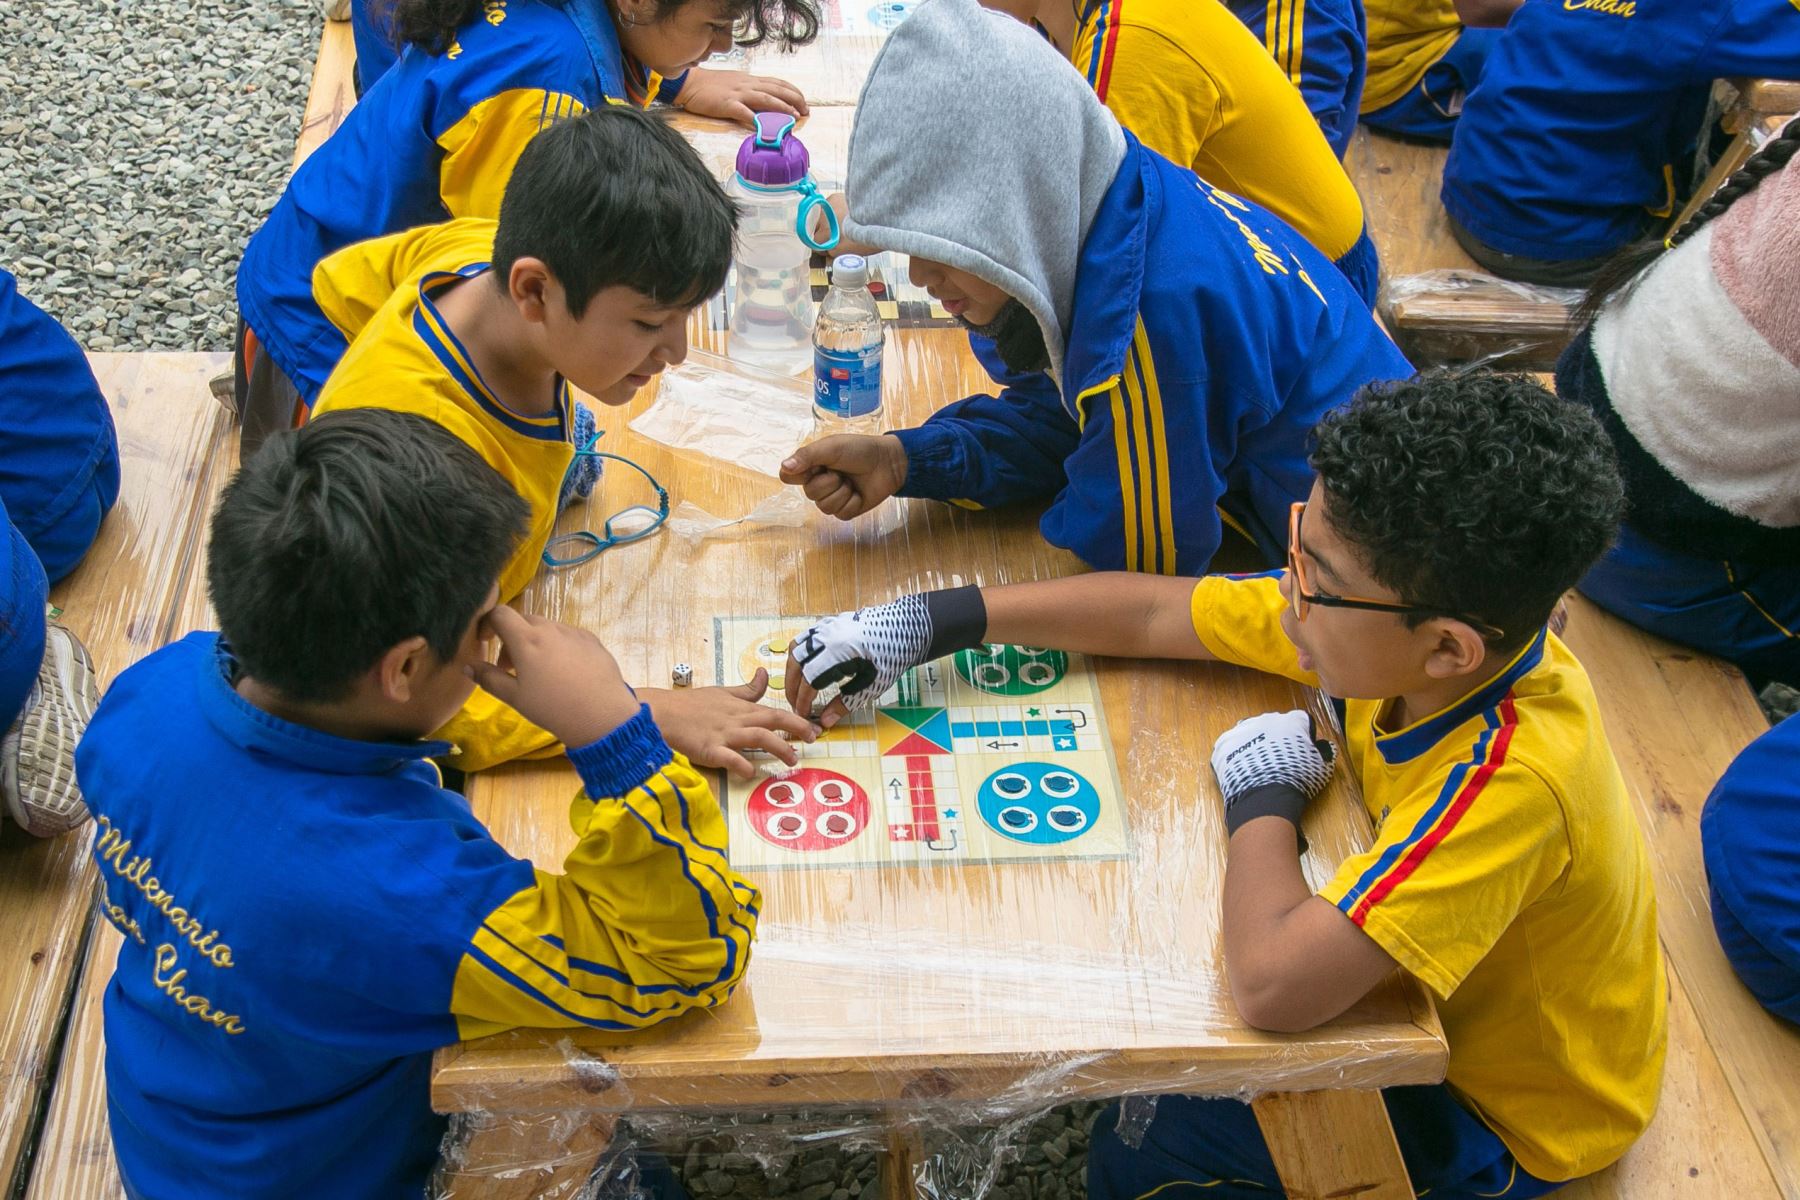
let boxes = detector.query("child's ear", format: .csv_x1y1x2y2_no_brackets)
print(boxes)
1421,619,1489,682
375,636,433,704
507,257,554,325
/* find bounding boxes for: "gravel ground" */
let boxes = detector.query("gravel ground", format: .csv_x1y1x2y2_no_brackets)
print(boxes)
642,1101,1109,1200
0,0,320,352
1761,682,1797,724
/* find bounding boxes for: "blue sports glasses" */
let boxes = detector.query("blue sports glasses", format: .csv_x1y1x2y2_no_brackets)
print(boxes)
542,431,671,567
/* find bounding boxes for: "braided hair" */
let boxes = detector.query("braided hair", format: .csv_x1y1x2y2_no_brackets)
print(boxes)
1573,116,1800,331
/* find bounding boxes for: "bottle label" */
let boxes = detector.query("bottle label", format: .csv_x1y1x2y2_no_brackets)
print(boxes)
814,344,883,418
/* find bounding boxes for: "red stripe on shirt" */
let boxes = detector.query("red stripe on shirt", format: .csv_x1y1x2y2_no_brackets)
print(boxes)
1094,0,1125,100
1349,695,1520,926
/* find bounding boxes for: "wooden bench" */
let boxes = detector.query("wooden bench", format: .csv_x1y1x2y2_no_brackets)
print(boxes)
1553,599,1800,1199
1347,77,1798,373
0,354,232,1198
16,21,357,1200
1344,125,1577,372
1672,78,1800,228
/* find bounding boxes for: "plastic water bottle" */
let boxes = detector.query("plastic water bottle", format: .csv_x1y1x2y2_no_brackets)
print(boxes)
813,254,884,431
727,112,839,376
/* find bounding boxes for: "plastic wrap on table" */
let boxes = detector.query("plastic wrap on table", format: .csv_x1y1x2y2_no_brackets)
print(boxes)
12,352,234,1200
1379,268,1581,371
426,324,1447,1199
630,351,818,479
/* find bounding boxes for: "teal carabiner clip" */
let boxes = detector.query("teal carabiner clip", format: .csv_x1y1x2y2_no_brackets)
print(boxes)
795,180,840,253
542,430,671,567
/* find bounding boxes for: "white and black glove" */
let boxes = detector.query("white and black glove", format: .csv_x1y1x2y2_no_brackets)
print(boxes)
791,586,987,711
1209,710,1336,841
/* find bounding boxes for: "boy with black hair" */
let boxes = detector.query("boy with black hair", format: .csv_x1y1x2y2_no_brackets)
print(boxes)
78,409,758,1200
786,372,1666,1197
309,103,815,772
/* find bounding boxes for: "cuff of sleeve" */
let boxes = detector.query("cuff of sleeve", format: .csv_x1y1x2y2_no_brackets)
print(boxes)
922,585,988,660
891,425,966,501
567,705,675,798
1225,783,1308,840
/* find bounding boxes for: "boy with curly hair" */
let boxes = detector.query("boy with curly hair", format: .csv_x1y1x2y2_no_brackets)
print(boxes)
785,371,1666,1198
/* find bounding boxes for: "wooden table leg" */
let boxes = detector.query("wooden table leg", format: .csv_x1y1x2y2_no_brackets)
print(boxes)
883,1122,924,1200
1251,1090,1414,1200
432,1110,617,1200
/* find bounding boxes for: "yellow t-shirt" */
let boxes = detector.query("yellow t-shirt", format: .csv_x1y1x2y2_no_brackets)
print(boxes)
312,218,576,770
1190,574,1667,1182
1068,0,1365,261
1362,0,1463,113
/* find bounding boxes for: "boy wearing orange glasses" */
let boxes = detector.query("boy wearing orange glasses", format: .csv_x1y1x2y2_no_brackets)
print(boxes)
784,371,1667,1199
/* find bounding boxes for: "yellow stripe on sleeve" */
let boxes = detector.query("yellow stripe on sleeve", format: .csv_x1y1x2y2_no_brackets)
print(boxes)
436,88,589,219
1105,381,1145,571
1130,323,1178,575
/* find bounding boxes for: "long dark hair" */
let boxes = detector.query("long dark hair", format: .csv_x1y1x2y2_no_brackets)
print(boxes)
1573,116,1800,331
383,0,819,57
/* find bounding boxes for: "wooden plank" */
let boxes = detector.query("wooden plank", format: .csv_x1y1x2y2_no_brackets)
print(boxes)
20,923,124,1200
1252,1089,1413,1200
1344,126,1574,370
1560,597,1800,1199
432,1111,616,1200
0,354,228,1198
293,19,357,170
1556,962,1783,1199
1736,77,1800,121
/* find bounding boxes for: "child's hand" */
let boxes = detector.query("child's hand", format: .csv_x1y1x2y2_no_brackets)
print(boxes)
1209,710,1336,838
815,193,876,257
779,434,909,521
673,67,809,126
785,587,986,727
641,671,817,778
468,606,640,750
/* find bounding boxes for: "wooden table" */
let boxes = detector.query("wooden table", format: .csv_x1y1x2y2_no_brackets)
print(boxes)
429,326,1447,1199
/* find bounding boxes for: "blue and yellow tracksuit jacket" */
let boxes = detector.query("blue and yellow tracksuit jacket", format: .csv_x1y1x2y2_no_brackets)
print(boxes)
236,0,680,404
0,267,120,584
892,134,1413,576
79,633,757,1200
1442,0,1800,262
1222,0,1367,157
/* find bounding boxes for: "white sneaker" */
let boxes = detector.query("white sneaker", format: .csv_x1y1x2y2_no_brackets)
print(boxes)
1,623,100,837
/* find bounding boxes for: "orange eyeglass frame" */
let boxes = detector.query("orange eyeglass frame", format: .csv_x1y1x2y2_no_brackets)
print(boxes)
1286,502,1506,642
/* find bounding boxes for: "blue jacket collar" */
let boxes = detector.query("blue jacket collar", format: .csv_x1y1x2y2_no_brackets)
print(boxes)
1372,629,1548,766
1060,132,1155,417
196,635,453,775
560,0,650,102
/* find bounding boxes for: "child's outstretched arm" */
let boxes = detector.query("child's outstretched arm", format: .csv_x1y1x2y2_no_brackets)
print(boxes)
784,573,1212,726
449,606,760,1037
1210,712,1397,1032
672,68,810,125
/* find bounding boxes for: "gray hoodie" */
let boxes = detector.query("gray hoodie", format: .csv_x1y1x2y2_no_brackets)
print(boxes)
842,0,1128,382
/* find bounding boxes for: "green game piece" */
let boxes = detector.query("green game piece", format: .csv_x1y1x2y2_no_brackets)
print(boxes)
954,644,1068,696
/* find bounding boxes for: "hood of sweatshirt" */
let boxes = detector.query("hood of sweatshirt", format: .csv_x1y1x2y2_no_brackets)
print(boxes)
842,0,1129,381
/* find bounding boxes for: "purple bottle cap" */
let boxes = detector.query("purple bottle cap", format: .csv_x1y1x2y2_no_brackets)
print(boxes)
735,112,811,187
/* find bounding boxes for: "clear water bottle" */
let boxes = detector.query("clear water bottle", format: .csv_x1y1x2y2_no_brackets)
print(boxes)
727,112,839,376
813,254,884,431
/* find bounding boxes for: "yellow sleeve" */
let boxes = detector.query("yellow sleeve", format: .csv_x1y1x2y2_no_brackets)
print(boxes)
1096,24,1222,172
311,220,499,342
437,88,588,219
1316,749,1569,999
451,706,759,1036
432,685,565,773
312,230,419,344
1189,573,1317,685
